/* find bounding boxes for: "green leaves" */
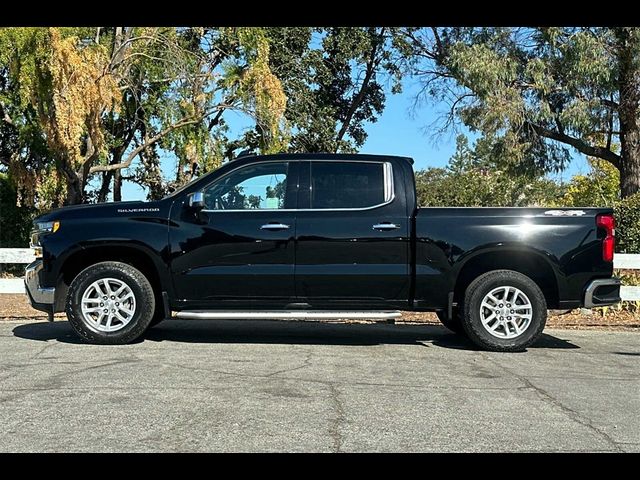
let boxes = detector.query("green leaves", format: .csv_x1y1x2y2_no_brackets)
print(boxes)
241,27,406,154
615,193,640,253
0,172,34,248
410,27,639,195
1,27,296,204
416,134,564,208
563,158,620,207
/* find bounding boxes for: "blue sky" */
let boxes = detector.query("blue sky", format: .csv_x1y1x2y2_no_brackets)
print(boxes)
119,78,590,202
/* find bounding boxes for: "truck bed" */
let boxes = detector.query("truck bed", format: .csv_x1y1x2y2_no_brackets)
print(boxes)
413,207,614,310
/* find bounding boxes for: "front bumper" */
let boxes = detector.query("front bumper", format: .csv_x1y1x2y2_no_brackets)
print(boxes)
24,260,56,314
584,277,621,308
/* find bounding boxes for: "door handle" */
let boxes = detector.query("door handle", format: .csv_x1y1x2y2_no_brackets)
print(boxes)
372,222,400,231
260,223,290,230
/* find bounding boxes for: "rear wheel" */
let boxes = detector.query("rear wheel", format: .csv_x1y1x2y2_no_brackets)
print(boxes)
436,309,466,335
66,261,156,344
461,270,547,352
148,307,166,328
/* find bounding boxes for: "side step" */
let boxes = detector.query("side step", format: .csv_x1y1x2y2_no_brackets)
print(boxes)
174,310,402,321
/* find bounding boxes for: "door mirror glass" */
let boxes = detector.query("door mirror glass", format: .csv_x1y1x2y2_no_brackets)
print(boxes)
187,191,205,210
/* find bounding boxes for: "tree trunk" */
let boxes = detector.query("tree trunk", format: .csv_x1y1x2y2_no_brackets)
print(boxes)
113,169,122,202
61,159,84,205
65,180,83,205
97,171,114,203
139,147,165,200
616,28,640,198
620,132,640,198
145,162,165,200
334,28,384,151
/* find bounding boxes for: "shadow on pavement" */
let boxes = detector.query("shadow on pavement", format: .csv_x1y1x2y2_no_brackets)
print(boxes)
11,319,580,351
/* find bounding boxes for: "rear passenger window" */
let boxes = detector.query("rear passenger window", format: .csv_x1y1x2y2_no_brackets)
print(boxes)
310,162,389,209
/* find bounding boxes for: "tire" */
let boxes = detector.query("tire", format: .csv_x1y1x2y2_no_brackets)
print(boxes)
461,270,547,352
148,307,166,328
66,261,156,344
436,309,466,335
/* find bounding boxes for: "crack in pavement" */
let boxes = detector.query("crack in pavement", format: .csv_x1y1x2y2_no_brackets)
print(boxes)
158,361,526,391
0,342,61,377
328,383,345,453
522,374,639,382
0,384,533,395
479,351,625,452
0,357,142,403
265,348,313,377
30,341,59,360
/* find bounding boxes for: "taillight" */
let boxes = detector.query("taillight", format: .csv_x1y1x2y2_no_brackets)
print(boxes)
596,214,615,262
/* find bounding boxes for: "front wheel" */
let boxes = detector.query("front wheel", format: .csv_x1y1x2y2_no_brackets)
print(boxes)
461,270,547,352
66,261,156,344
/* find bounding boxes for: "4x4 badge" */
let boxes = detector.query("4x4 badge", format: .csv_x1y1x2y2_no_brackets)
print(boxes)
544,210,586,216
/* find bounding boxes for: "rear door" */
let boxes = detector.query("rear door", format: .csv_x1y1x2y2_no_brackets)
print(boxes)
294,159,410,308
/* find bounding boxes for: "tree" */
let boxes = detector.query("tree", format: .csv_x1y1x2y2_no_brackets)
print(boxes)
447,134,474,174
415,135,564,207
615,193,640,253
0,172,34,248
0,28,72,208
240,27,407,154
563,158,620,207
406,27,640,197
0,27,288,206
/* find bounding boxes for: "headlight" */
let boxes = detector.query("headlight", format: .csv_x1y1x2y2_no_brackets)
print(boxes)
31,221,60,258
36,221,60,233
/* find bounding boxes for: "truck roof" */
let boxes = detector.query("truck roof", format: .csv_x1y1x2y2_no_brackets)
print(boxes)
236,152,415,165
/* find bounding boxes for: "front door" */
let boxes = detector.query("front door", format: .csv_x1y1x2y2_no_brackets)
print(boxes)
295,160,410,309
170,161,298,309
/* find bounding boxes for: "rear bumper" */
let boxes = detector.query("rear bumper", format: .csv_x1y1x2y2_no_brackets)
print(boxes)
24,260,55,313
583,277,621,308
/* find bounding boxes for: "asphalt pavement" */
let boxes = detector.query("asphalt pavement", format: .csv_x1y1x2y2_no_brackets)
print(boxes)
0,319,638,452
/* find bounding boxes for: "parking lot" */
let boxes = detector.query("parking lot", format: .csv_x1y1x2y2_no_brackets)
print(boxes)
0,318,638,452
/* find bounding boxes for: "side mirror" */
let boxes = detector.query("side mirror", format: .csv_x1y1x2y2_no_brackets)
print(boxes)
187,191,205,210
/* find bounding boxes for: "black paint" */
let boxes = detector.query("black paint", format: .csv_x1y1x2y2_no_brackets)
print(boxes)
32,153,616,313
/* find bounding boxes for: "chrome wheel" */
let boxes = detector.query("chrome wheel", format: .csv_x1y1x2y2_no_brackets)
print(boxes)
479,286,533,339
80,278,137,333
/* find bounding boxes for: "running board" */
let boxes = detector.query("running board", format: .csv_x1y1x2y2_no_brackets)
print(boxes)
174,310,402,321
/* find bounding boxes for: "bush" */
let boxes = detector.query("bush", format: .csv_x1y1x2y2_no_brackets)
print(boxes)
0,172,34,248
415,167,564,208
562,159,619,207
614,192,640,254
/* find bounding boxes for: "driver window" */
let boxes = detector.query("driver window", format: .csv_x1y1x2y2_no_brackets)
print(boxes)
203,162,289,211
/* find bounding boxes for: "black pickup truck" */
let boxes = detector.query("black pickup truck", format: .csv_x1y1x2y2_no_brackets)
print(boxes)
25,153,621,351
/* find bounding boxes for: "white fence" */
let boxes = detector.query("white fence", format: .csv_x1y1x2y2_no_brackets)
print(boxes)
614,254,640,301
0,249,36,294
1,248,639,301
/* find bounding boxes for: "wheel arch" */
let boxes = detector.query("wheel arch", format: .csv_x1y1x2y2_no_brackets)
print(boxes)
452,246,560,309
54,244,168,312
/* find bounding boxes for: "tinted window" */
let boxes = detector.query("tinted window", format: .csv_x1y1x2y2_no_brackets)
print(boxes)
204,162,289,210
311,162,386,209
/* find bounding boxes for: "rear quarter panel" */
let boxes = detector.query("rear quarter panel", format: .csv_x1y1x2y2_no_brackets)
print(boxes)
414,207,613,309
